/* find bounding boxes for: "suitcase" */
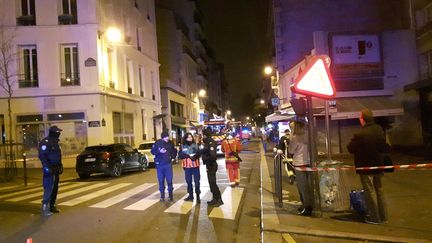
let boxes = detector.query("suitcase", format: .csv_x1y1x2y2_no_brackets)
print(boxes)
349,190,367,216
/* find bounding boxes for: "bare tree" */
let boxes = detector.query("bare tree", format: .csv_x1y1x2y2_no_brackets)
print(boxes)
0,20,19,179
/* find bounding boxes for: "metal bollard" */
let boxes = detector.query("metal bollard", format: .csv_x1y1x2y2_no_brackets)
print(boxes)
23,153,27,186
274,154,283,208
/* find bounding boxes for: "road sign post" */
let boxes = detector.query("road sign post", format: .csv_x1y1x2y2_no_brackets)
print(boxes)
291,55,336,217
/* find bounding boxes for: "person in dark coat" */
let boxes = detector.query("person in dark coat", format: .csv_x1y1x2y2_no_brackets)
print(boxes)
201,128,223,206
277,128,295,184
347,109,388,224
38,125,64,216
151,131,177,202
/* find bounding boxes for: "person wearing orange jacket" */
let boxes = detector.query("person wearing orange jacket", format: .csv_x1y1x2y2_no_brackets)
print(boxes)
221,134,242,187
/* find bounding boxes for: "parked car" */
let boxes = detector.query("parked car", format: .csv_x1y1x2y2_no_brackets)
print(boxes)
137,141,155,166
76,143,148,179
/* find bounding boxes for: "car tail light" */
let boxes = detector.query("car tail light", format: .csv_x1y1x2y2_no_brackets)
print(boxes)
101,152,110,160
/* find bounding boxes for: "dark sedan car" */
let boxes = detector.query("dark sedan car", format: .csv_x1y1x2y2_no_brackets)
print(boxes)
76,143,148,179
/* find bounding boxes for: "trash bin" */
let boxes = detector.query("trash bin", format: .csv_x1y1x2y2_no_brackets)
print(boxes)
318,160,351,212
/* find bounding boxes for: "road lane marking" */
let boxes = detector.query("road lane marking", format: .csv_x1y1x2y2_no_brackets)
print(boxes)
164,187,210,214
282,233,296,243
0,183,36,191
208,186,244,220
29,182,109,204
59,183,131,206
6,182,88,202
0,182,73,200
90,183,156,208
124,183,182,211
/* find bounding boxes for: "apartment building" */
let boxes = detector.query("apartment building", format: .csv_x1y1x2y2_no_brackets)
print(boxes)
0,0,162,157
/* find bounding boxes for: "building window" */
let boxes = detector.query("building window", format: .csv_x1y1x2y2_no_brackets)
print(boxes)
107,48,115,89
17,0,36,26
138,66,144,97
126,59,133,94
58,0,77,25
170,101,184,118
19,45,38,88
60,44,80,86
419,50,432,80
151,71,156,100
112,112,134,146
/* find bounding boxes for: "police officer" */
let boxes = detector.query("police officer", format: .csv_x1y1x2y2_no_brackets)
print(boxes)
38,125,64,216
151,130,177,202
201,128,223,206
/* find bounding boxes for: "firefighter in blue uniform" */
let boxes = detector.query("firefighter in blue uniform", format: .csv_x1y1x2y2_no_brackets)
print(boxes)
151,130,177,202
38,125,64,216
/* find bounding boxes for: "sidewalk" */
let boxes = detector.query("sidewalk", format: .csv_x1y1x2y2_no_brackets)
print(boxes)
260,142,432,243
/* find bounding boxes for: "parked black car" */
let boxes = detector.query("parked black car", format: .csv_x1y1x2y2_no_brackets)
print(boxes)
76,143,148,179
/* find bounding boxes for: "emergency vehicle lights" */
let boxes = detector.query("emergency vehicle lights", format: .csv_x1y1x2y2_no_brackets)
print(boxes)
291,55,336,99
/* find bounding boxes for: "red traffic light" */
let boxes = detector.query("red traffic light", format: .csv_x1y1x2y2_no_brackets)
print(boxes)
291,55,336,99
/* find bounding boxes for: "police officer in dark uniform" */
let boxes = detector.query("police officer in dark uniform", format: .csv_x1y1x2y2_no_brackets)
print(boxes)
38,125,64,216
151,130,177,202
201,128,223,206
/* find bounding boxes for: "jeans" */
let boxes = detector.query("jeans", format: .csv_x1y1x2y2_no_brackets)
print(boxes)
156,164,173,198
184,167,200,195
296,171,313,209
42,171,60,207
206,162,221,200
360,174,387,222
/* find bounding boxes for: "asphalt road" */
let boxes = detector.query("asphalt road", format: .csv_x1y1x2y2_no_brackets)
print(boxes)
0,141,262,243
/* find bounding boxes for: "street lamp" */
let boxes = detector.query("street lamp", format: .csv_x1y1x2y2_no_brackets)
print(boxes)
198,89,206,97
264,66,273,75
246,116,250,121
260,99,265,104
105,27,122,43
227,110,232,115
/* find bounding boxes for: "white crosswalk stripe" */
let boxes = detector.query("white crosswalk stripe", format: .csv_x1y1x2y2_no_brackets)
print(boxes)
6,182,88,202
0,182,73,200
59,183,131,206
29,182,109,204
164,187,210,214
0,183,36,192
90,183,156,208
124,183,182,211
209,187,244,220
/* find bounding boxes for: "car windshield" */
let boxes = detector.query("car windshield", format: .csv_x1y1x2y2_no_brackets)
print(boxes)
138,143,153,150
84,145,115,153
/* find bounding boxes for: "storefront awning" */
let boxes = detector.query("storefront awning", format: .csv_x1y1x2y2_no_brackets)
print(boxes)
265,107,296,123
325,96,404,120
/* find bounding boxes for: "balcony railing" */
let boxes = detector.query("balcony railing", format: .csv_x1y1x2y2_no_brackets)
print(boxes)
58,14,77,25
60,73,80,86
19,79,38,88
16,15,36,26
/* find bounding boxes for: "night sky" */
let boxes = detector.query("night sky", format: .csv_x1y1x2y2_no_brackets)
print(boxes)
199,0,272,117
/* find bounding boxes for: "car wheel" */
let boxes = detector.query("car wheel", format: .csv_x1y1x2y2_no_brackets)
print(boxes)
111,162,122,177
78,173,90,179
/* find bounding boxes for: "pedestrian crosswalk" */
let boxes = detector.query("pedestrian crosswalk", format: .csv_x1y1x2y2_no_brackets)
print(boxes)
0,181,245,220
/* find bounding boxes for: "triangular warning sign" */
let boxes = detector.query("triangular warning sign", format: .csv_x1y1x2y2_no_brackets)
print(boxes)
291,55,336,98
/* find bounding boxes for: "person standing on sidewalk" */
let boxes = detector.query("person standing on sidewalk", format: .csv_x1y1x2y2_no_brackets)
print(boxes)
201,128,223,206
347,109,388,224
151,131,177,202
288,121,313,216
38,125,64,216
221,134,242,187
178,133,201,203
277,128,295,184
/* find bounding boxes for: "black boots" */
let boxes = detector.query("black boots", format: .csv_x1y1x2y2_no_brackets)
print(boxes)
184,194,194,201
298,207,312,216
41,203,53,216
196,194,200,204
207,198,224,206
50,205,60,213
